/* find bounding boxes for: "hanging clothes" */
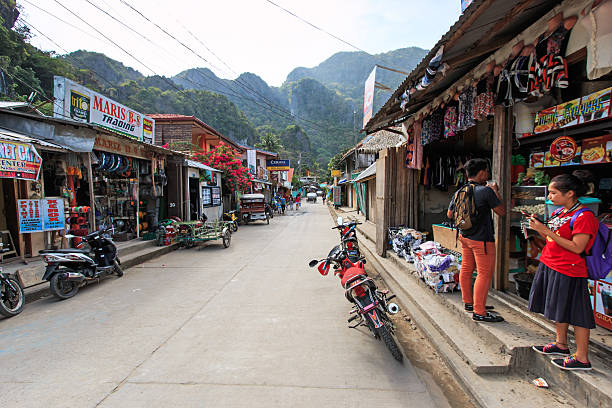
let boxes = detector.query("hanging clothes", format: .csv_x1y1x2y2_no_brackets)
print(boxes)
579,0,612,80
529,24,571,96
457,86,476,131
473,75,495,122
444,102,458,138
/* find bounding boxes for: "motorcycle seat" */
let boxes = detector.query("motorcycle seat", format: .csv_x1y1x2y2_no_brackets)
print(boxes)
39,249,89,254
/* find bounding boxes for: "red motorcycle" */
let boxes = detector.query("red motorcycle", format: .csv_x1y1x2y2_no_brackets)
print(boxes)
309,245,403,362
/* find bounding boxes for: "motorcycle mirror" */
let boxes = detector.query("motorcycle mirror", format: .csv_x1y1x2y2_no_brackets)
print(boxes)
308,259,318,268
336,216,343,226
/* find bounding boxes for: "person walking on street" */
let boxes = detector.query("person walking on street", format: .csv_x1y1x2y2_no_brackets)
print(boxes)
280,194,286,214
528,172,598,371
448,158,506,322
322,192,326,205
289,196,294,211
295,194,301,210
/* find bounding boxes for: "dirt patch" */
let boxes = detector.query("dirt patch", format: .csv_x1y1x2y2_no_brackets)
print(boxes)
366,268,477,408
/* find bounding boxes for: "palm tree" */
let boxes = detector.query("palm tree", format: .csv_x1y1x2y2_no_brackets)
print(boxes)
255,131,283,153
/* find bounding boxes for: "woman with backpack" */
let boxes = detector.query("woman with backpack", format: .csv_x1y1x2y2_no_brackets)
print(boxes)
528,171,599,371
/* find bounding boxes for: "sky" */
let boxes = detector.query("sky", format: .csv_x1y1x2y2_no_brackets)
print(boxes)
19,0,462,87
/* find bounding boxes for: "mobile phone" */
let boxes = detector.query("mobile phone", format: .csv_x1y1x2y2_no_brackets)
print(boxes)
520,210,543,223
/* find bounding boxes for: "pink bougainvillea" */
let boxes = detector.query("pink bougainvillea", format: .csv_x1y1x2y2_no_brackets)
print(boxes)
192,144,253,193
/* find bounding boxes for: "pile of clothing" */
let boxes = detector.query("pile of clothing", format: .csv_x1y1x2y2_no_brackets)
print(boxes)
412,241,461,293
388,227,425,262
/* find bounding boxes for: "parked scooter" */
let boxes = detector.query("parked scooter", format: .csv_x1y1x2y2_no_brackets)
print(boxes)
40,228,123,300
223,210,239,232
308,246,402,362
0,268,25,318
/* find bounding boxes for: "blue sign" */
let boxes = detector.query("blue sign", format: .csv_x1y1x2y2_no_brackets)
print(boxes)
266,159,290,171
42,198,65,231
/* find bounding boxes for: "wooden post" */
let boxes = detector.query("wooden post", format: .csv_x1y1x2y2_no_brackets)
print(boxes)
85,153,96,231
375,149,389,256
492,105,512,291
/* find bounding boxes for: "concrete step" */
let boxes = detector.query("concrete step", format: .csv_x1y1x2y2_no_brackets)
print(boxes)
116,239,157,257
353,224,612,408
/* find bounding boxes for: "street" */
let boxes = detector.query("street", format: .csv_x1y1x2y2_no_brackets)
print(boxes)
0,203,449,408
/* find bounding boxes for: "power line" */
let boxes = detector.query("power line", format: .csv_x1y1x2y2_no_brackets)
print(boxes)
117,0,355,137
263,0,411,78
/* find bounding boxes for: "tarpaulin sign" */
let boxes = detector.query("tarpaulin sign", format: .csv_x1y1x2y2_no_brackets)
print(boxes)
42,198,65,230
0,139,42,181
18,199,66,233
18,199,43,233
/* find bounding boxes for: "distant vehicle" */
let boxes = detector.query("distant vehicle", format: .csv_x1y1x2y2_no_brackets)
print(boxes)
316,190,323,197
307,192,317,202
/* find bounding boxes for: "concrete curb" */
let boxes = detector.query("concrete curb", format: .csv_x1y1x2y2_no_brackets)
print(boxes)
24,243,178,304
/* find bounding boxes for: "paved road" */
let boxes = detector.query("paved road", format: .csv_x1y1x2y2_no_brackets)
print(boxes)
0,203,447,407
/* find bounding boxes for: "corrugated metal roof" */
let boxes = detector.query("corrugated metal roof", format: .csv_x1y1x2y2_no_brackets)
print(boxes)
353,162,376,182
0,127,72,151
365,0,563,133
185,159,221,172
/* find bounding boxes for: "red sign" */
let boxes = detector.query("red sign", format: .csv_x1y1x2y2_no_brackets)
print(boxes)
0,139,42,180
550,136,578,162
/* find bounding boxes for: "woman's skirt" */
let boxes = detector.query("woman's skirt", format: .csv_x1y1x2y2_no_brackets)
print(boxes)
528,263,595,329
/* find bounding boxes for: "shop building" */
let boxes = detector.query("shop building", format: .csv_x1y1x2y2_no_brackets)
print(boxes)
240,146,278,200
360,0,612,402
0,107,186,258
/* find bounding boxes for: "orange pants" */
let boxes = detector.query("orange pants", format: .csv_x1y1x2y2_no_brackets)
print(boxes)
459,236,496,315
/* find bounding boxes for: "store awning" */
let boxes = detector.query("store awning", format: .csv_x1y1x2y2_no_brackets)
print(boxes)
353,162,376,183
0,127,72,152
253,178,272,185
338,178,348,185
185,159,221,172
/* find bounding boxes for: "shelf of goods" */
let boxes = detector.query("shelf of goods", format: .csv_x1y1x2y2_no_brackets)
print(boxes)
511,185,547,226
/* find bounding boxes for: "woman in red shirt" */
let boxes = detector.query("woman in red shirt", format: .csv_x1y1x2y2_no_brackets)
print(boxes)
528,171,598,371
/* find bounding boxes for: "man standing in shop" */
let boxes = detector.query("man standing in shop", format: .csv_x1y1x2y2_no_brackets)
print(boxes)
448,158,506,323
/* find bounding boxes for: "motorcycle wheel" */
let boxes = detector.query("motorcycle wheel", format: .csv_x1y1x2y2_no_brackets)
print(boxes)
378,325,403,362
49,274,80,300
0,277,25,317
114,261,124,277
231,222,238,233
222,230,231,248
266,215,270,225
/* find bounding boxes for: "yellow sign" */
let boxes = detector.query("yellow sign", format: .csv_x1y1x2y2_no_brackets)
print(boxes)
331,169,341,177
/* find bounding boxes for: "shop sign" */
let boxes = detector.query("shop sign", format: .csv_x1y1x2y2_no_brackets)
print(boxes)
94,134,153,160
53,76,155,144
594,279,612,331
533,87,611,135
201,186,212,207
333,186,341,205
211,186,221,206
247,149,256,175
266,159,290,171
18,198,65,233
461,0,474,12
581,134,612,165
331,169,342,177
0,139,42,181
363,67,376,128
550,136,578,162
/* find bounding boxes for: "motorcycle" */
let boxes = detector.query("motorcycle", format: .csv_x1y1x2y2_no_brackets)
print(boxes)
308,245,403,362
40,228,123,300
223,210,239,232
332,217,361,261
0,268,25,318
265,202,274,219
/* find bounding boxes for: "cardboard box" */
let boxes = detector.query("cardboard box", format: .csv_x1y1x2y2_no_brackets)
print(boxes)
432,224,462,252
